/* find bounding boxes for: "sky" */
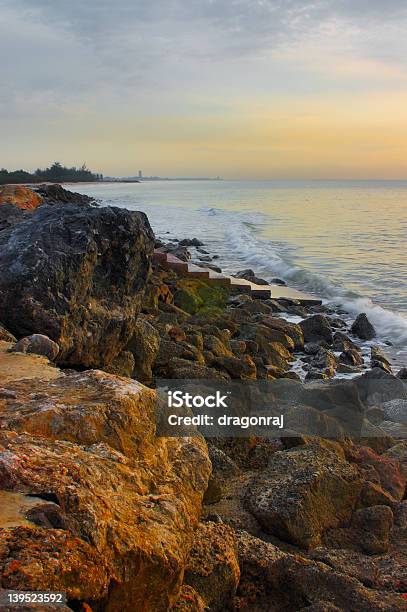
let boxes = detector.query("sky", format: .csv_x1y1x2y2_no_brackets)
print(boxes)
2,0,407,179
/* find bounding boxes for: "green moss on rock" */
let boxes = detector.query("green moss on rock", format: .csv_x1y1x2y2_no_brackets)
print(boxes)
173,279,229,316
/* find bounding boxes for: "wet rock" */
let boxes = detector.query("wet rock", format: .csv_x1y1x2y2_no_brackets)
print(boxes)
157,242,191,261
340,348,364,367
245,446,362,549
332,331,359,352
0,203,154,369
300,315,333,345
201,262,222,273
183,522,240,611
125,317,160,383
270,277,286,286
310,348,337,374
234,269,269,285
304,342,324,355
351,313,376,340
11,334,60,361
371,346,393,374
0,370,211,610
264,298,287,313
179,238,204,247
336,363,362,374
0,185,43,210
305,369,329,381
330,317,347,329
277,299,309,317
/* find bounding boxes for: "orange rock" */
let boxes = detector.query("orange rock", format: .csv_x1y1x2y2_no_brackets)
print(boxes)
0,185,43,210
0,370,211,611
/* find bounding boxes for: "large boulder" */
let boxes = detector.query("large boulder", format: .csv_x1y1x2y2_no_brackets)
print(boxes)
245,445,362,549
0,370,211,611
0,203,155,368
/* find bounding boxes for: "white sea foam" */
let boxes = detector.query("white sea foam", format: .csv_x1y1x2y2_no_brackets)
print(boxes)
206,208,407,356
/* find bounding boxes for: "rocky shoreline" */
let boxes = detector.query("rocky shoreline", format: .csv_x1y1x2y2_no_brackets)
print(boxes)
0,185,406,611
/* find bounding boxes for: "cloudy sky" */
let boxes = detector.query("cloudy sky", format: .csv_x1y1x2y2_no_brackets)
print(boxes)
2,0,407,178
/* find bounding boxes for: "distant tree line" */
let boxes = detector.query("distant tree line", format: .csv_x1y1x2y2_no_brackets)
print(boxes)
0,162,103,185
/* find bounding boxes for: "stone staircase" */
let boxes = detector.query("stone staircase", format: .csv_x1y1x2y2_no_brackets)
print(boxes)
153,250,322,305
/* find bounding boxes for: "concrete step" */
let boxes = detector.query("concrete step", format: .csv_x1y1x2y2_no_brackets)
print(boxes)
153,250,322,305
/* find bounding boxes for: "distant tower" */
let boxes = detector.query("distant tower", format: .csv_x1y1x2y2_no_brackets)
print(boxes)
138,170,142,179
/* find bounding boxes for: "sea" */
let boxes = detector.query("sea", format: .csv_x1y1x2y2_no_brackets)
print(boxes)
68,180,407,369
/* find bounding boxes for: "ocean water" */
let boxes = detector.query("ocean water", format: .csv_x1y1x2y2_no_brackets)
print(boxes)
69,180,407,367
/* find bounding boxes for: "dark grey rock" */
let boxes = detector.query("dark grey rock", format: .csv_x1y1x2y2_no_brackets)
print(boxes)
351,313,376,340
300,314,333,345
0,203,154,368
